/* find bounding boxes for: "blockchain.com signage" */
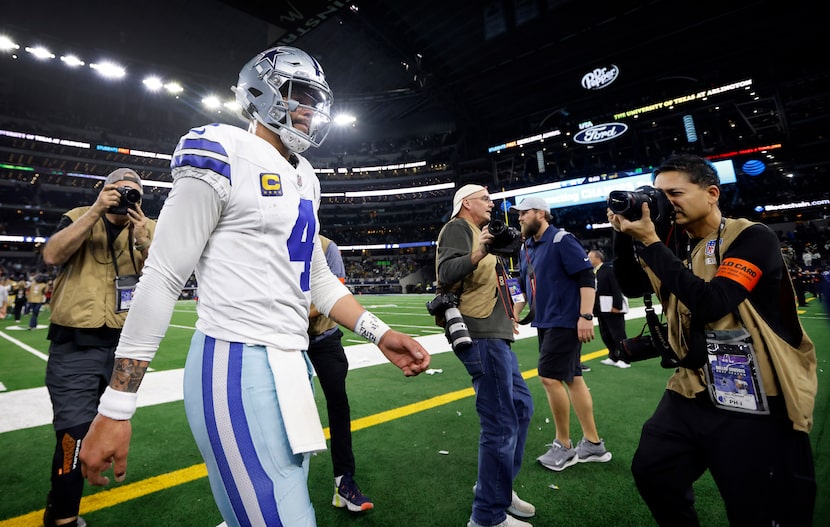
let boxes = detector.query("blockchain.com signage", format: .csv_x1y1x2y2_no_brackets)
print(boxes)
573,122,628,145
581,65,619,90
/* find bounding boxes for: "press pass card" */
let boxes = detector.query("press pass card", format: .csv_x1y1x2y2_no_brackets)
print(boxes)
706,341,768,414
506,277,525,304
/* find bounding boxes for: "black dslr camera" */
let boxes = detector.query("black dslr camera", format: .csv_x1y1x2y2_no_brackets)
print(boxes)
109,186,142,215
487,218,523,257
426,292,472,351
607,185,673,223
611,333,663,363
610,293,686,368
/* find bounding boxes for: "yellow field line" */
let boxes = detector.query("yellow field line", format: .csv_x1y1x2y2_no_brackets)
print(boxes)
0,349,608,526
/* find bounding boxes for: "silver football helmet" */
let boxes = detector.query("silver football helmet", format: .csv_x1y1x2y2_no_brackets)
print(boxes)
233,46,333,153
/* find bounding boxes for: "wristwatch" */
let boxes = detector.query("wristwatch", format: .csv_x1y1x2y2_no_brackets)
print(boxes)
579,313,594,321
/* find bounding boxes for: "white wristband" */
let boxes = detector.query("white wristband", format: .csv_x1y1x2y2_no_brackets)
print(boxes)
353,311,391,346
98,386,139,420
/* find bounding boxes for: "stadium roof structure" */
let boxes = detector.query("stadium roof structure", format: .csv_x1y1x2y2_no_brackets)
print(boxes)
0,1,827,190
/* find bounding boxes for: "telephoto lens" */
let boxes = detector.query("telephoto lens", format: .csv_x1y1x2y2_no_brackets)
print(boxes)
443,306,472,351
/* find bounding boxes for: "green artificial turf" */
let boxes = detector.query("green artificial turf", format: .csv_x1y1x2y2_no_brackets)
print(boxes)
0,294,827,526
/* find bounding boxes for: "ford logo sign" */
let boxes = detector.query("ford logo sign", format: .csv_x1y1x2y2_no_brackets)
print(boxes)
573,123,628,144
581,65,619,90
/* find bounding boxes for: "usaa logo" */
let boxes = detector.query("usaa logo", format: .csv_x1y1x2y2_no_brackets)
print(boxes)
260,173,283,196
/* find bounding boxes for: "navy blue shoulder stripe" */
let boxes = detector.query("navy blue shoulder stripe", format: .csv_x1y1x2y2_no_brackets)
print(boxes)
171,137,231,181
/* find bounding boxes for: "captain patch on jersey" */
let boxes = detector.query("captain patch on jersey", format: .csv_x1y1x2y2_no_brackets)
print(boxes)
260,173,283,196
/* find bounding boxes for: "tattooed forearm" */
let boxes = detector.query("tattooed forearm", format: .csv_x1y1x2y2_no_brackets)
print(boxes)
110,358,150,392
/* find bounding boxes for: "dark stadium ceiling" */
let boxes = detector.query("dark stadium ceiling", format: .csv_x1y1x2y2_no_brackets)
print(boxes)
0,1,827,172
227,0,827,160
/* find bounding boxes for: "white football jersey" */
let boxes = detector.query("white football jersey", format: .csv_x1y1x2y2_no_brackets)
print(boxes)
116,123,348,361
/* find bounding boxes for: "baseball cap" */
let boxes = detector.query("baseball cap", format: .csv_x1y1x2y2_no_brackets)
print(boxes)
510,196,549,212
104,167,143,193
451,184,487,218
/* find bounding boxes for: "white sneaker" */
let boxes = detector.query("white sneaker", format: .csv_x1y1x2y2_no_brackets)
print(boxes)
468,514,533,527
615,360,631,369
471,485,535,518
508,491,536,518
600,358,617,366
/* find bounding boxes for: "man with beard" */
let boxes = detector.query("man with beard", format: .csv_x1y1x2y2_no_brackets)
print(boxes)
511,196,612,473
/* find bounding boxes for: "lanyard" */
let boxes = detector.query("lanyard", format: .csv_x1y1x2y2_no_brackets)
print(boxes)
494,257,517,322
686,217,725,272
522,242,536,307
108,231,139,277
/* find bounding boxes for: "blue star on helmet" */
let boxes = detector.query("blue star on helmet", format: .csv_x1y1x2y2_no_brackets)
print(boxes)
259,48,291,70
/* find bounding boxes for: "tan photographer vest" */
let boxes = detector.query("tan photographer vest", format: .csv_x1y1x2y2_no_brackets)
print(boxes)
645,218,817,432
50,207,154,329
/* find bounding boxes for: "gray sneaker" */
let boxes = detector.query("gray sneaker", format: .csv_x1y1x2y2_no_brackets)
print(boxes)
576,437,612,463
536,439,577,472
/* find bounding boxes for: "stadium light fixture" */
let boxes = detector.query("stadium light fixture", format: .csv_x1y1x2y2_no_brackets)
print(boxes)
334,114,357,126
201,95,221,109
25,46,55,60
60,54,85,67
143,76,164,91
164,81,183,94
0,35,20,51
223,100,241,112
90,61,126,79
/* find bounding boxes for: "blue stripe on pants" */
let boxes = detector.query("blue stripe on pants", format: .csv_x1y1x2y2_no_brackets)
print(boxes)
183,331,315,527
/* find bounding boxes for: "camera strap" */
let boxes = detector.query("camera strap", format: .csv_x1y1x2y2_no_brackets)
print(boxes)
109,233,140,313
495,258,519,323
517,243,535,324
640,293,709,369
642,293,675,365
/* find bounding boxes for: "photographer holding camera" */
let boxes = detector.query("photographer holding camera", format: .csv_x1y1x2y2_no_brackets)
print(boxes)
608,153,817,526
435,184,536,527
39,167,155,527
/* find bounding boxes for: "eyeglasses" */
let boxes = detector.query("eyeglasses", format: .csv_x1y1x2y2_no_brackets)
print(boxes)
469,195,493,203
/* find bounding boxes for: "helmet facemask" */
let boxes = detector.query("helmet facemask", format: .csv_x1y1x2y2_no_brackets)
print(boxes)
234,47,333,153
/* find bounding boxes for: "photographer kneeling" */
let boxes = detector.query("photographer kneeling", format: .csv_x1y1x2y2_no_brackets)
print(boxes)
608,154,817,526
435,184,535,527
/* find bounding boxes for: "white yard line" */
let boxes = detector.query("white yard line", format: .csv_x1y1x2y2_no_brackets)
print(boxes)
0,308,657,433
0,330,50,361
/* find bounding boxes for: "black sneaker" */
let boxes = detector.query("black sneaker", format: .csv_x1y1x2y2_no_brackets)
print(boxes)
580,362,591,372
43,492,86,527
332,474,374,512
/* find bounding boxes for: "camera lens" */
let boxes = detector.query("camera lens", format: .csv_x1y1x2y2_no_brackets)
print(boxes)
488,219,507,236
444,307,472,351
122,187,142,204
607,190,633,214
607,190,645,221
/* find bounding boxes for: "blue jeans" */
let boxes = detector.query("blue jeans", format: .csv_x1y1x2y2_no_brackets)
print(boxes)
455,338,534,526
28,303,42,328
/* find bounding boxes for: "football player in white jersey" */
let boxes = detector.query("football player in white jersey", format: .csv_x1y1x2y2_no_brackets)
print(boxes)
79,46,430,527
